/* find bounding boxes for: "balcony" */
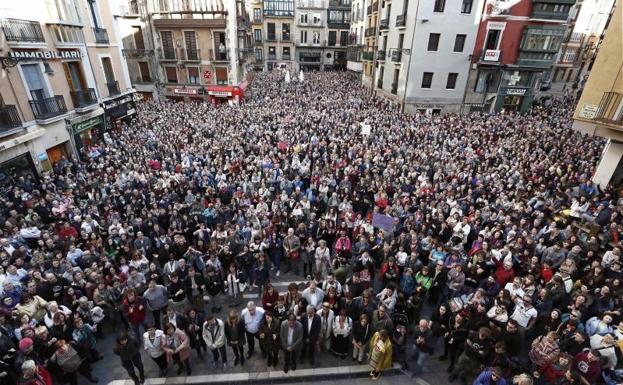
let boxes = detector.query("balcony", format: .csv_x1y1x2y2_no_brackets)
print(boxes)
48,24,84,46
158,48,177,61
327,22,350,30
266,34,277,42
283,53,291,60
106,81,120,97
377,50,386,60
365,27,377,37
295,39,327,47
297,0,325,9
298,21,325,28
532,10,570,20
1,18,45,43
122,49,154,58
92,27,109,44
253,17,262,24
362,51,374,61
329,0,351,9
391,82,398,94
268,53,277,60
29,96,67,120
372,2,379,12
517,51,557,67
210,49,229,61
595,92,623,127
0,105,23,132
180,48,201,61
391,50,402,62
282,34,291,42
367,5,373,14
70,88,97,109
396,14,406,27
379,18,389,31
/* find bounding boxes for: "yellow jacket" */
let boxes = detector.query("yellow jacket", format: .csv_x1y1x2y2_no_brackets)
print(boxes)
369,331,393,370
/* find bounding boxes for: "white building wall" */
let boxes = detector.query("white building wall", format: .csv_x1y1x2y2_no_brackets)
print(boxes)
402,0,485,113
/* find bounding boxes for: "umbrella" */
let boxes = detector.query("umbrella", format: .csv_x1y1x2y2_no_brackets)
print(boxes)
285,70,291,83
299,69,305,82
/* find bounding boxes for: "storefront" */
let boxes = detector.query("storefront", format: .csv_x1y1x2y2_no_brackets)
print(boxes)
0,153,38,195
206,82,249,105
101,93,137,133
495,87,531,113
67,113,105,160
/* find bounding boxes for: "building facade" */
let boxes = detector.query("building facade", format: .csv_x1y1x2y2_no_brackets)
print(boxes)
572,1,622,188
346,0,367,75
463,0,574,114
0,0,135,190
550,0,615,89
295,0,328,71
262,0,295,71
361,0,379,88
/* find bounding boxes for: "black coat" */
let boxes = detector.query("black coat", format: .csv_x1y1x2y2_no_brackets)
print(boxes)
300,314,321,341
224,319,246,346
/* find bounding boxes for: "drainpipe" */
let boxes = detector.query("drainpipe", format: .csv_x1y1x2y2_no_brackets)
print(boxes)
400,0,420,113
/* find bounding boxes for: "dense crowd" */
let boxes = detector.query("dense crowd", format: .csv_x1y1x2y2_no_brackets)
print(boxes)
0,70,622,385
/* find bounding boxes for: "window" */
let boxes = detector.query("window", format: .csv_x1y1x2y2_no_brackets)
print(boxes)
312,31,320,44
427,33,440,51
268,46,276,58
485,28,501,50
283,46,290,58
263,0,294,17
300,30,308,43
253,8,261,22
187,67,199,84
434,0,445,12
215,67,227,85
165,66,177,83
267,23,276,40
88,0,102,27
453,34,466,52
446,73,458,89
392,68,399,94
300,13,308,23
398,33,404,50
461,0,473,14
132,26,145,50
254,29,262,42
329,31,337,46
101,57,115,83
340,31,349,46
521,29,564,51
138,62,151,82
160,31,175,59
184,31,198,59
63,61,87,91
282,23,290,41
421,72,433,88
22,63,49,100
255,48,263,60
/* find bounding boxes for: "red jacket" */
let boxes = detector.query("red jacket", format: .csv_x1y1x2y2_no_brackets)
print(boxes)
122,296,146,324
495,264,515,287
19,366,52,385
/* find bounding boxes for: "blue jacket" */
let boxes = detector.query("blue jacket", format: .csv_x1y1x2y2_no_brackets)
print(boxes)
473,370,507,385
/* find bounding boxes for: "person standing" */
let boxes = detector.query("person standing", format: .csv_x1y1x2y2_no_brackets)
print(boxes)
202,314,227,369
352,314,372,364
300,305,321,365
163,323,191,376
48,339,98,385
224,310,246,366
368,329,393,380
143,324,168,377
240,301,265,358
283,228,301,275
331,310,352,358
280,313,303,373
411,319,435,375
319,302,335,352
121,289,147,342
113,333,145,385
259,311,281,367
143,280,168,330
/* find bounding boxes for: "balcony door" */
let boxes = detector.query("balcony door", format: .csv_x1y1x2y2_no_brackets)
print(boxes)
184,31,198,60
21,64,49,101
63,61,87,92
101,57,115,83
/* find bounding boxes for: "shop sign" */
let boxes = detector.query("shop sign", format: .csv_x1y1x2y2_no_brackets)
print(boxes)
174,88,198,95
415,104,445,109
37,152,48,161
208,90,231,97
102,95,133,111
72,115,103,134
506,88,527,96
483,49,500,61
579,104,598,119
9,50,82,60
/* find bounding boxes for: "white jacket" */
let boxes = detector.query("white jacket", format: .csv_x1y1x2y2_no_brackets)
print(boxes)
143,330,166,358
202,319,226,349
332,316,352,337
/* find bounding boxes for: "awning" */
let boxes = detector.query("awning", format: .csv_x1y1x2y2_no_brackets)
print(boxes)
206,85,234,97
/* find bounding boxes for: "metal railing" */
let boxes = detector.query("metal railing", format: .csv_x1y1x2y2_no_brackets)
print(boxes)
122,49,154,58
595,92,623,125
210,49,229,61
283,53,291,60
298,0,326,8
367,5,372,14
180,48,201,61
92,27,109,44
379,18,389,30
282,34,291,41
2,18,45,42
365,27,376,37
49,24,84,45
266,34,277,42
268,53,277,60
377,49,386,60
70,88,97,108
158,48,176,60
0,105,22,130
372,2,378,11
106,81,120,96
396,14,406,27
362,51,374,60
29,96,67,120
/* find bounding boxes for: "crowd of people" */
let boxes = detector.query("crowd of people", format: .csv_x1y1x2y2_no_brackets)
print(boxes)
0,70,621,385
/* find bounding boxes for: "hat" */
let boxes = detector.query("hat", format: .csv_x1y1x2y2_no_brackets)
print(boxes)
19,338,33,351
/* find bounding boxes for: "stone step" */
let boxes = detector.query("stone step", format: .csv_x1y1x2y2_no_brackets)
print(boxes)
107,364,403,385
